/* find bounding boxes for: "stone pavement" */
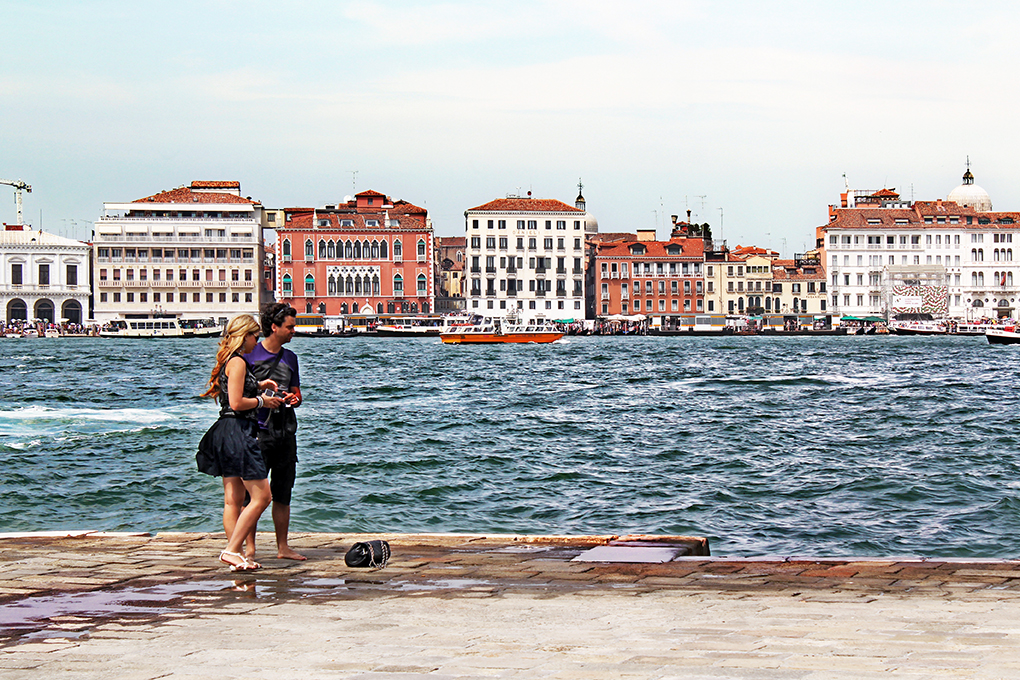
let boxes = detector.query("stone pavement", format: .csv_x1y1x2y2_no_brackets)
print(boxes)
2,531,1020,679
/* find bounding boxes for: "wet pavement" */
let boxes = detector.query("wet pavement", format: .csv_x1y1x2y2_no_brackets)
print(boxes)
2,532,1020,678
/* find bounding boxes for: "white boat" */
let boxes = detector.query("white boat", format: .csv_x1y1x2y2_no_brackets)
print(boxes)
44,328,61,338
375,315,474,337
100,317,223,338
440,314,564,344
987,328,1020,345
889,320,948,336
21,328,39,338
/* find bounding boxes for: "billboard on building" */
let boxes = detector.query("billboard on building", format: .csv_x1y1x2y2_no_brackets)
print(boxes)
890,285,948,315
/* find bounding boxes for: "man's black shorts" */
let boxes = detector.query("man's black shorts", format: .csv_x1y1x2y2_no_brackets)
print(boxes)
257,431,297,506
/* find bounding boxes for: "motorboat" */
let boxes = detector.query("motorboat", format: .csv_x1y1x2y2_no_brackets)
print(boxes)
889,320,948,336
440,314,564,344
986,327,1020,345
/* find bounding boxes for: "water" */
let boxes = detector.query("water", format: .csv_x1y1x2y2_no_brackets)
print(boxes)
1,335,1018,558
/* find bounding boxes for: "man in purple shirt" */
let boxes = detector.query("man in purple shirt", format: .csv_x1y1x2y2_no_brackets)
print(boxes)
245,303,305,561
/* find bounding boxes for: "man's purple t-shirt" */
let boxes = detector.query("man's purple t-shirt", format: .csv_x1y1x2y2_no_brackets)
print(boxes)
244,343,300,428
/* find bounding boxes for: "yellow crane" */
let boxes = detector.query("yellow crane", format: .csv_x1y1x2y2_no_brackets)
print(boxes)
0,178,32,226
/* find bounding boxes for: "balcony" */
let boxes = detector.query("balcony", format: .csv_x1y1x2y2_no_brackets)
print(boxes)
470,267,481,273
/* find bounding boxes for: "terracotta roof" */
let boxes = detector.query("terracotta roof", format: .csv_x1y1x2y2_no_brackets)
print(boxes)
436,236,467,247
355,189,387,197
282,210,427,232
191,181,240,190
133,184,257,205
589,232,636,243
389,200,427,216
468,198,583,213
871,188,900,198
771,259,826,281
822,200,1020,229
731,245,778,258
597,238,705,259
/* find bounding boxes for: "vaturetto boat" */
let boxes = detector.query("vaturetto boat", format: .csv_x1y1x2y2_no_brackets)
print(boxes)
986,327,1020,345
440,314,564,344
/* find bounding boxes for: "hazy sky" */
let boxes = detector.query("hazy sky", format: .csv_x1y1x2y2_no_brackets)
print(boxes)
3,1,1019,255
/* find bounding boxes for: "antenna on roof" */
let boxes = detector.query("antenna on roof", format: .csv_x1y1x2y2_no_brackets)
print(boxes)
347,170,358,194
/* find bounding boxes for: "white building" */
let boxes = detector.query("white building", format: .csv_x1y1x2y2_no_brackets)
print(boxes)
464,193,593,318
821,167,1020,320
93,181,263,325
1,225,90,324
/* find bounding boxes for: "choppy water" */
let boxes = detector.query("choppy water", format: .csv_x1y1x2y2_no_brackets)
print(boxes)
1,335,1018,558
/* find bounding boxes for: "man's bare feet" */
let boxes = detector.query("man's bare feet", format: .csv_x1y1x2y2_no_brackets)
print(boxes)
277,547,307,561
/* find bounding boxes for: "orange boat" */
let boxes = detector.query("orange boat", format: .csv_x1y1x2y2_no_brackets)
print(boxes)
440,315,564,344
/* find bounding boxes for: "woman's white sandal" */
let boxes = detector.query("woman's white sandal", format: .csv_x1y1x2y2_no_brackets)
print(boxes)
219,550,260,572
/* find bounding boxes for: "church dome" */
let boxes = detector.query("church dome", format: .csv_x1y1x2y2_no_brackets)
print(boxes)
583,211,599,234
948,166,992,211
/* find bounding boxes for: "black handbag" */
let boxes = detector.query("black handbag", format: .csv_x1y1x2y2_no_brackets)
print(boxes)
344,540,390,568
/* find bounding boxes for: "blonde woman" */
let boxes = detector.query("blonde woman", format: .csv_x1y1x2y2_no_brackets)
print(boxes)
197,314,285,571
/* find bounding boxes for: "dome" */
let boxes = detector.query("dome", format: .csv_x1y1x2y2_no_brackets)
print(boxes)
948,166,992,211
583,211,598,234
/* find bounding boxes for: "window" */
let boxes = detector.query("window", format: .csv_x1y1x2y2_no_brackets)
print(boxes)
38,264,50,286
11,263,22,285
66,265,78,286
305,240,314,258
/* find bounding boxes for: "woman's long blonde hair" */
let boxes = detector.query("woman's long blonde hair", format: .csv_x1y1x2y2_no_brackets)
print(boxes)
201,314,260,398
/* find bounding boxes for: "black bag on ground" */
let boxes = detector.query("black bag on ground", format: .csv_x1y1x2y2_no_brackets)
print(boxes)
344,540,390,568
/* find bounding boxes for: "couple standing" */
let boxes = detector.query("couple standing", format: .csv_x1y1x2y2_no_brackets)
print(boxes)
197,303,305,571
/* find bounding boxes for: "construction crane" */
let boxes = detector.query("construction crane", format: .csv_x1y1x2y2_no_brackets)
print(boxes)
0,178,32,226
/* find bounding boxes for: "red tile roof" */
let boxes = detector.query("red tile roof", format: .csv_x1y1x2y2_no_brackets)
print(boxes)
355,189,387,197
282,209,427,232
468,198,583,213
191,181,241,190
731,245,778,258
771,259,826,281
589,232,636,243
133,183,257,205
596,238,705,259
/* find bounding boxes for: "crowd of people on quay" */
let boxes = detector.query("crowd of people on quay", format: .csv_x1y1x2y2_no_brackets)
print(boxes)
0,319,99,337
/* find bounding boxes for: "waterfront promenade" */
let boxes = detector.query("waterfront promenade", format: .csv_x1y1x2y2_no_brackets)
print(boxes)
2,532,1019,678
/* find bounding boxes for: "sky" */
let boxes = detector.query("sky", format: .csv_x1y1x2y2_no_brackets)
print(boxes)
2,0,1020,256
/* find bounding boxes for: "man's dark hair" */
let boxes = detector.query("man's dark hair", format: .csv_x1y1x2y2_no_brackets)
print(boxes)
261,303,297,336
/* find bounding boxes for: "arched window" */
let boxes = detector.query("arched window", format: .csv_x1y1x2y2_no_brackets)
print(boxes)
387,302,395,313
282,239,291,257
422,302,430,313
354,276,362,295
352,302,359,314
371,241,379,259
1009,272,1015,286
377,302,384,314
394,274,404,295
353,241,361,259
417,274,427,295
979,272,985,286
410,302,418,313
972,249,978,261
417,239,426,257
305,240,314,258
393,240,402,258
456,251,462,262
282,274,293,294
372,275,380,296
737,297,744,312
978,248,984,261
345,241,353,258
304,274,315,295
765,297,772,311
973,299,985,308
327,241,335,259
972,272,979,286
1009,249,1014,261
318,240,326,258
379,240,388,258
340,302,348,314
792,297,799,312
328,275,336,295
362,240,371,258
346,276,354,294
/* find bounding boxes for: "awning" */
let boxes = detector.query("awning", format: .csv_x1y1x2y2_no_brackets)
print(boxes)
554,318,575,323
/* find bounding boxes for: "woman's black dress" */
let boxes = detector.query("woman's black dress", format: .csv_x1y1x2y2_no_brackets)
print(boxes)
196,358,267,480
